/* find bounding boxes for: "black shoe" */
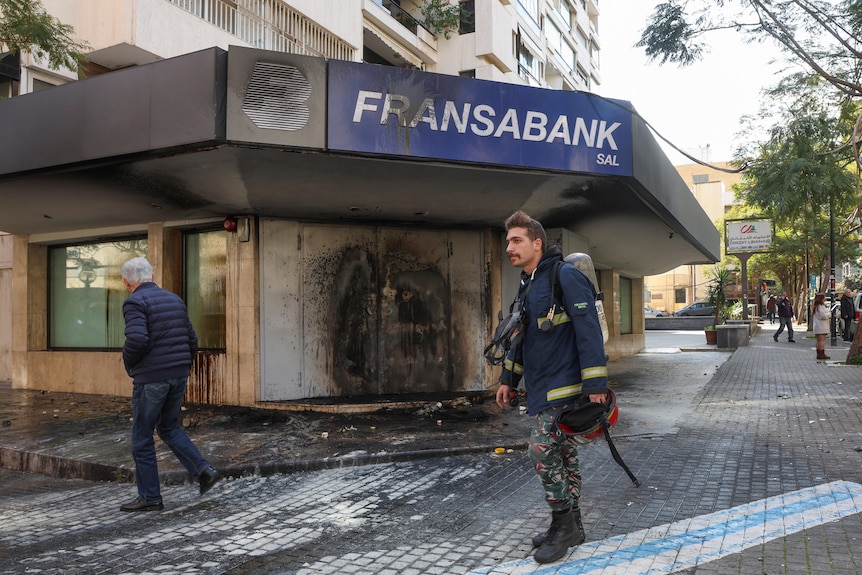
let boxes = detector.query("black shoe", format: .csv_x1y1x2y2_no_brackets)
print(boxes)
534,508,585,564
788,339,795,343
120,496,163,512
199,467,220,495
532,507,586,548
773,335,779,342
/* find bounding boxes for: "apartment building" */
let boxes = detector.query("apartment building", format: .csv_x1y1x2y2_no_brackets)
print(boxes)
2,0,599,97
644,162,743,315
0,1,719,404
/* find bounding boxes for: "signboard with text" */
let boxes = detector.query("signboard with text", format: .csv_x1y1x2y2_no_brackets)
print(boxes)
327,60,634,176
725,219,773,254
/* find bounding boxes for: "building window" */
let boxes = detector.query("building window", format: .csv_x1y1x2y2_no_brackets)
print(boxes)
184,230,227,350
620,276,632,334
32,78,56,92
459,69,476,78
675,288,687,304
459,0,475,34
553,0,571,30
517,0,540,29
49,238,148,349
517,36,541,86
547,20,575,72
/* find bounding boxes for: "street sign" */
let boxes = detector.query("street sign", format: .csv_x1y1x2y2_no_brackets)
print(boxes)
725,219,772,254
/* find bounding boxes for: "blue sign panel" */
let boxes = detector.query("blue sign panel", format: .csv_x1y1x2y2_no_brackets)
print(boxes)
327,60,633,176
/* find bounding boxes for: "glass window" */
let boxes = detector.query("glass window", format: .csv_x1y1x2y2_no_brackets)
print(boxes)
459,0,475,34
517,40,541,86
553,0,571,30
185,230,227,350
517,0,540,28
32,78,56,92
547,21,575,72
620,276,632,335
675,288,687,304
49,238,148,349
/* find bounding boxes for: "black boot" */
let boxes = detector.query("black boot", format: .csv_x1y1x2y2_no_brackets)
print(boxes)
533,507,586,564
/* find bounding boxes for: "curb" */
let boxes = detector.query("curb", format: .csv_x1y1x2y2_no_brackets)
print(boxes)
2,440,531,485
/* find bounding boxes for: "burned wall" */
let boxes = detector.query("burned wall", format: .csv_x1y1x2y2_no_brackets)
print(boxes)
259,220,486,401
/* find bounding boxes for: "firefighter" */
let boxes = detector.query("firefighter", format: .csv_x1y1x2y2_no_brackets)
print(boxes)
495,210,609,564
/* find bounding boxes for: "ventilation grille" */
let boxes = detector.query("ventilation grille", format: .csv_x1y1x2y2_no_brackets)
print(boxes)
242,62,312,131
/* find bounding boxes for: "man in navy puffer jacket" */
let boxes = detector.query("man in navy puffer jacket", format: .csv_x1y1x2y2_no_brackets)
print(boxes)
119,257,219,512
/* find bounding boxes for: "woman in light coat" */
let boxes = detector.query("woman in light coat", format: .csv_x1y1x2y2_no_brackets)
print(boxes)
812,293,831,360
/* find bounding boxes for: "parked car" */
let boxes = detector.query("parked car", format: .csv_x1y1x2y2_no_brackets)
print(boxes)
644,305,663,317
673,301,715,317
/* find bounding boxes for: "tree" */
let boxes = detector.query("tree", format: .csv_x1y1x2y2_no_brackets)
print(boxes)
637,1,862,166
0,0,88,71
637,1,862,98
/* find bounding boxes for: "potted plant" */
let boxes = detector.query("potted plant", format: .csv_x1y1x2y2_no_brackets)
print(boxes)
704,266,731,344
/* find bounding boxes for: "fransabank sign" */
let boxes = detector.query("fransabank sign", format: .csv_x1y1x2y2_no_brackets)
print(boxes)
327,60,633,176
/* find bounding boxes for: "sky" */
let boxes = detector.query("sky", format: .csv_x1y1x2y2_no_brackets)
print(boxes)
597,1,785,166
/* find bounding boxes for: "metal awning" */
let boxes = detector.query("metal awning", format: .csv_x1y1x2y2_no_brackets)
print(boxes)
0,47,719,277
363,21,425,69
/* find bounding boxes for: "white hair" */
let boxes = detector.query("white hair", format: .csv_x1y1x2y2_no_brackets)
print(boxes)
121,257,153,284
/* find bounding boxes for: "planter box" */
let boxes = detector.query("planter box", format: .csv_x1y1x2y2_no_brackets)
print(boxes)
716,324,750,349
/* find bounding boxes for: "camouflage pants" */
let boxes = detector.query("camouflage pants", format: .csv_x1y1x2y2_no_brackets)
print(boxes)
528,408,581,512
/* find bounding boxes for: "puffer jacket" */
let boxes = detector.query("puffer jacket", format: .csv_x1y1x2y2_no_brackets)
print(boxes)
122,282,198,384
499,246,609,415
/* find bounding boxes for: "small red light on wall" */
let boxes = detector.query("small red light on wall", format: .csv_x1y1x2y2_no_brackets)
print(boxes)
223,216,237,232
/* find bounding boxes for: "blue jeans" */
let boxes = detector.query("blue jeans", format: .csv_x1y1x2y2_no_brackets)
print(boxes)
775,316,794,340
131,378,209,502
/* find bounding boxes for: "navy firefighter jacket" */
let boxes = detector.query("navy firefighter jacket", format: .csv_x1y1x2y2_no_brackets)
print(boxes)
499,245,609,416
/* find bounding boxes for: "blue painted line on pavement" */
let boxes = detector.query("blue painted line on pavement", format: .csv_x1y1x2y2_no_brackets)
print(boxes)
469,481,862,575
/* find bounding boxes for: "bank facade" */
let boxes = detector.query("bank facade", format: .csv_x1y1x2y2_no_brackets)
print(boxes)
0,48,718,406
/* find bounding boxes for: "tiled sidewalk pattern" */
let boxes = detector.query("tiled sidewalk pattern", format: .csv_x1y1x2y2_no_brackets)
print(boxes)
2,329,862,574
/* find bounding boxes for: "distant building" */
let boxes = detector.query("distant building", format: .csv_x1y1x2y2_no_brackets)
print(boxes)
644,162,743,314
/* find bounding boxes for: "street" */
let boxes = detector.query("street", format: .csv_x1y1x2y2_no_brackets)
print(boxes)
3,329,862,574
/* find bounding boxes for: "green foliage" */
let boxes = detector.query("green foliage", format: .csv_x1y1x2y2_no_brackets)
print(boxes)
637,1,862,100
418,0,466,39
636,3,704,65
706,266,731,326
0,0,88,71
843,274,862,291
847,352,862,365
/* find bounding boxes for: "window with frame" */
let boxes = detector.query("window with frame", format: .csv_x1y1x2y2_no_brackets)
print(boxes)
517,0,540,29
459,0,475,34
49,238,148,349
184,230,227,350
547,20,575,72
675,288,687,304
620,276,633,334
552,0,571,30
517,38,541,86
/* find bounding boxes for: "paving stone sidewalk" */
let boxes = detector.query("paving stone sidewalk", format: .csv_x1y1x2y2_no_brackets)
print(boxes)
4,327,862,574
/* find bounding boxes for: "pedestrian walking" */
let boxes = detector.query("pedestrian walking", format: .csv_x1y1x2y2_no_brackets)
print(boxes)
119,257,219,512
840,288,855,341
495,211,608,564
766,295,776,324
773,292,795,343
812,293,831,360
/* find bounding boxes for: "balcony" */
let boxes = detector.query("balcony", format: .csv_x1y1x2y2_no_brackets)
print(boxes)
370,0,434,36
167,0,354,60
